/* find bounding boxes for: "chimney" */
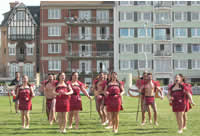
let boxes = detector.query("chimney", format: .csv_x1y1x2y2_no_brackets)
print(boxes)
9,1,19,9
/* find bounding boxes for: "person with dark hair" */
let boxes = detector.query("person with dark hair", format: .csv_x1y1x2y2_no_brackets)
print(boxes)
67,72,91,129
53,72,73,133
16,75,35,129
43,73,57,125
138,72,163,126
133,71,152,125
10,72,21,113
104,72,124,133
168,74,195,134
92,72,107,125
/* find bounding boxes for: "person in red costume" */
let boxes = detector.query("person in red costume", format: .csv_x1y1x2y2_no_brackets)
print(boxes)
104,72,124,133
68,72,91,129
138,73,163,126
168,74,195,134
92,72,107,125
16,75,35,129
53,72,73,133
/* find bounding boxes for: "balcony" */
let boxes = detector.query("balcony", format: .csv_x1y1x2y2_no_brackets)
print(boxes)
154,50,172,56
66,34,113,42
155,35,171,41
155,19,171,26
66,51,113,59
154,1,172,9
9,34,34,41
16,54,26,61
65,17,113,25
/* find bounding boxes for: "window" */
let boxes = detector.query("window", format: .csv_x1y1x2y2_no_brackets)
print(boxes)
120,12,134,21
155,29,167,40
119,1,129,6
154,60,172,72
174,1,187,6
137,12,151,22
48,60,61,71
10,27,16,35
16,11,25,21
79,44,91,56
191,28,200,37
96,26,110,40
174,28,187,37
48,43,61,54
97,60,109,72
23,64,34,78
192,60,200,69
174,12,187,21
48,9,61,19
191,12,200,21
138,28,151,37
192,44,200,53
120,60,130,70
155,12,170,24
8,47,15,56
26,27,32,35
191,1,200,5
79,10,91,21
119,44,134,53
9,63,19,78
96,10,109,23
138,60,152,69
48,26,61,37
138,44,152,53
26,47,33,56
174,44,186,53
174,60,188,70
137,1,151,5
119,28,134,37
79,26,92,40
79,61,91,73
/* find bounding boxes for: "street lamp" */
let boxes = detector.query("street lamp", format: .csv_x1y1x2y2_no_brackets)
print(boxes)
144,22,148,70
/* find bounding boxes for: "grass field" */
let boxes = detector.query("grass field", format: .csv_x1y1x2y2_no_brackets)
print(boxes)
0,96,199,136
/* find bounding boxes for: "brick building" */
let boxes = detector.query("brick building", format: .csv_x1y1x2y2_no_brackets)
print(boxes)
0,2,40,81
40,1,114,85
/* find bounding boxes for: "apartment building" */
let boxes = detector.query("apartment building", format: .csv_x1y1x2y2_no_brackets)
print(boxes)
115,1,200,85
40,1,114,84
0,2,40,81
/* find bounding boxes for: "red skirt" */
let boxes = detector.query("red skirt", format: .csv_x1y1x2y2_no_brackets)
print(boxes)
46,98,53,112
172,91,185,112
145,96,155,105
56,97,70,112
19,100,32,111
107,95,123,112
69,94,82,111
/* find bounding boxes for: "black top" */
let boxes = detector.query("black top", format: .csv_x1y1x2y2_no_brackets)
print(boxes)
10,79,20,86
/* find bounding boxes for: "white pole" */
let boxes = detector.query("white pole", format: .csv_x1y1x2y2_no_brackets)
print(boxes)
144,22,148,70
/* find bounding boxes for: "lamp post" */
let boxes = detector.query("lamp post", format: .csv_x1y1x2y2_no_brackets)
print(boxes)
144,22,148,70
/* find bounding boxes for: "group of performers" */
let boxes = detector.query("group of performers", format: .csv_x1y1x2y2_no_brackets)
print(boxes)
129,71,195,134
8,71,195,134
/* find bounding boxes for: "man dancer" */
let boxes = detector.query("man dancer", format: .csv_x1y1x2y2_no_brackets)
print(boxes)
139,73,163,126
10,72,21,113
92,72,107,125
40,73,57,124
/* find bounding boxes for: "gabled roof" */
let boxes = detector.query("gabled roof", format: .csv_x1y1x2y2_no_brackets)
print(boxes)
0,3,40,27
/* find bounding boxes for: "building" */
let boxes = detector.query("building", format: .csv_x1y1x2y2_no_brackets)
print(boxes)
115,1,200,85
40,1,114,84
0,2,40,81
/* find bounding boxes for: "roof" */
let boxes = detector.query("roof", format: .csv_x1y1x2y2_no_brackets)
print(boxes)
0,5,40,26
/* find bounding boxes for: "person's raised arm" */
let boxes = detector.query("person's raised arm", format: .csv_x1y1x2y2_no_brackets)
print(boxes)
80,85,91,100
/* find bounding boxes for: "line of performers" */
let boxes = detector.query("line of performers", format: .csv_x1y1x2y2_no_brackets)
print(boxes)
129,71,195,134
9,71,195,134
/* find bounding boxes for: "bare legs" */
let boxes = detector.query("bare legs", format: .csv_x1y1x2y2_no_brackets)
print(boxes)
175,112,184,133
110,112,119,133
15,101,19,113
57,112,67,133
21,110,30,128
68,110,80,129
141,97,152,125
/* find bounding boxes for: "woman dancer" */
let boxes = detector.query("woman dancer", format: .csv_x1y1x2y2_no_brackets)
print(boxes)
54,72,73,133
16,75,35,129
168,74,195,134
104,72,124,133
68,72,91,129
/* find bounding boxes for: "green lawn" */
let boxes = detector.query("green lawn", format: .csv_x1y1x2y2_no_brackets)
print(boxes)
0,96,199,136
